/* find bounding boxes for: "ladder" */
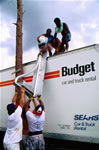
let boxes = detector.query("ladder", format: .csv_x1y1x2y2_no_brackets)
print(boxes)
13,51,48,97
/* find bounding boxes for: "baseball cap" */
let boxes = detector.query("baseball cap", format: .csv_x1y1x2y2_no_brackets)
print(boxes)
7,103,15,115
33,104,44,116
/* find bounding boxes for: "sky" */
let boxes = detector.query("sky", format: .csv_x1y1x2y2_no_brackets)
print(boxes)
0,0,99,70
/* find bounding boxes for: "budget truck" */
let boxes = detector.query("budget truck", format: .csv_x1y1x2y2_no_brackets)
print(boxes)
0,44,99,146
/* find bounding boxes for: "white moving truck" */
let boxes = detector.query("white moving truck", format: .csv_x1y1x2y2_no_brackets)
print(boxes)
0,44,99,144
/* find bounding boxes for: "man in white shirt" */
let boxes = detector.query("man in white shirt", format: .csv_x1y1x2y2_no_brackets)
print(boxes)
24,97,45,150
3,88,25,150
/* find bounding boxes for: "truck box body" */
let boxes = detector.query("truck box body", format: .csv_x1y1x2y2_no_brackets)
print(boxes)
0,44,99,144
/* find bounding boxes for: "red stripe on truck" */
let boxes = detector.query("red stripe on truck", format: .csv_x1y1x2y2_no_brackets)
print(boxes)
0,80,14,87
0,70,60,87
44,70,60,80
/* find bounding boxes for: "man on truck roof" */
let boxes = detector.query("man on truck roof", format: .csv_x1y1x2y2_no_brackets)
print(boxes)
37,28,62,56
3,87,25,150
54,17,71,51
37,28,54,50
38,37,61,56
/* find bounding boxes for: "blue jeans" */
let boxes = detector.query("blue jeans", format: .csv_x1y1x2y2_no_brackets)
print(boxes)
25,134,45,150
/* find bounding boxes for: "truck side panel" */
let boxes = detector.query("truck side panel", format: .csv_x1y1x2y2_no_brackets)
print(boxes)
43,45,99,143
0,44,99,143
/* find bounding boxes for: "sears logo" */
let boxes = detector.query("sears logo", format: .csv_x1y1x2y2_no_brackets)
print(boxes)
62,62,95,76
74,114,99,121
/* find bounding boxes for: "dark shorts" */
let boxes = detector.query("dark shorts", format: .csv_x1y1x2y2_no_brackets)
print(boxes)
62,32,71,42
38,43,46,49
25,134,45,150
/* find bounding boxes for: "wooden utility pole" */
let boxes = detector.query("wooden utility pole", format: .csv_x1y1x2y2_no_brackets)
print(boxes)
16,0,23,77
15,0,23,105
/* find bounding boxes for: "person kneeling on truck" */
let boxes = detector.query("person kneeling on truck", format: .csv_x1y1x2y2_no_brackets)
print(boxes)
3,88,25,150
24,96,45,150
38,37,61,56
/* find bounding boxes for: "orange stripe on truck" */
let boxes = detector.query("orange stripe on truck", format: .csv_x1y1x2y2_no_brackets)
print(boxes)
0,80,14,87
44,70,60,80
0,70,60,87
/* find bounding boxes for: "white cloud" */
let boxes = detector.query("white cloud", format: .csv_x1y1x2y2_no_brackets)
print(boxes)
0,48,15,70
80,0,87,9
23,47,38,64
70,31,85,50
0,17,39,70
0,47,39,70
0,21,11,42
95,30,99,44
80,0,94,9
80,23,97,32
80,24,86,32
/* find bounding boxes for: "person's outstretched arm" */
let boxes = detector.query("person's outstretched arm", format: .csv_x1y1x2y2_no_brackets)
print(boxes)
54,32,57,38
12,92,18,104
37,34,45,43
24,96,38,112
24,99,31,112
19,88,25,108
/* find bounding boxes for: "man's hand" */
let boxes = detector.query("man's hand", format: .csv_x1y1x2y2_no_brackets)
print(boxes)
37,96,41,101
38,51,42,56
29,96,34,101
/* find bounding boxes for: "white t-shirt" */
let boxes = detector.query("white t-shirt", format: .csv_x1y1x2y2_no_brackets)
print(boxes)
26,111,45,132
3,106,22,144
